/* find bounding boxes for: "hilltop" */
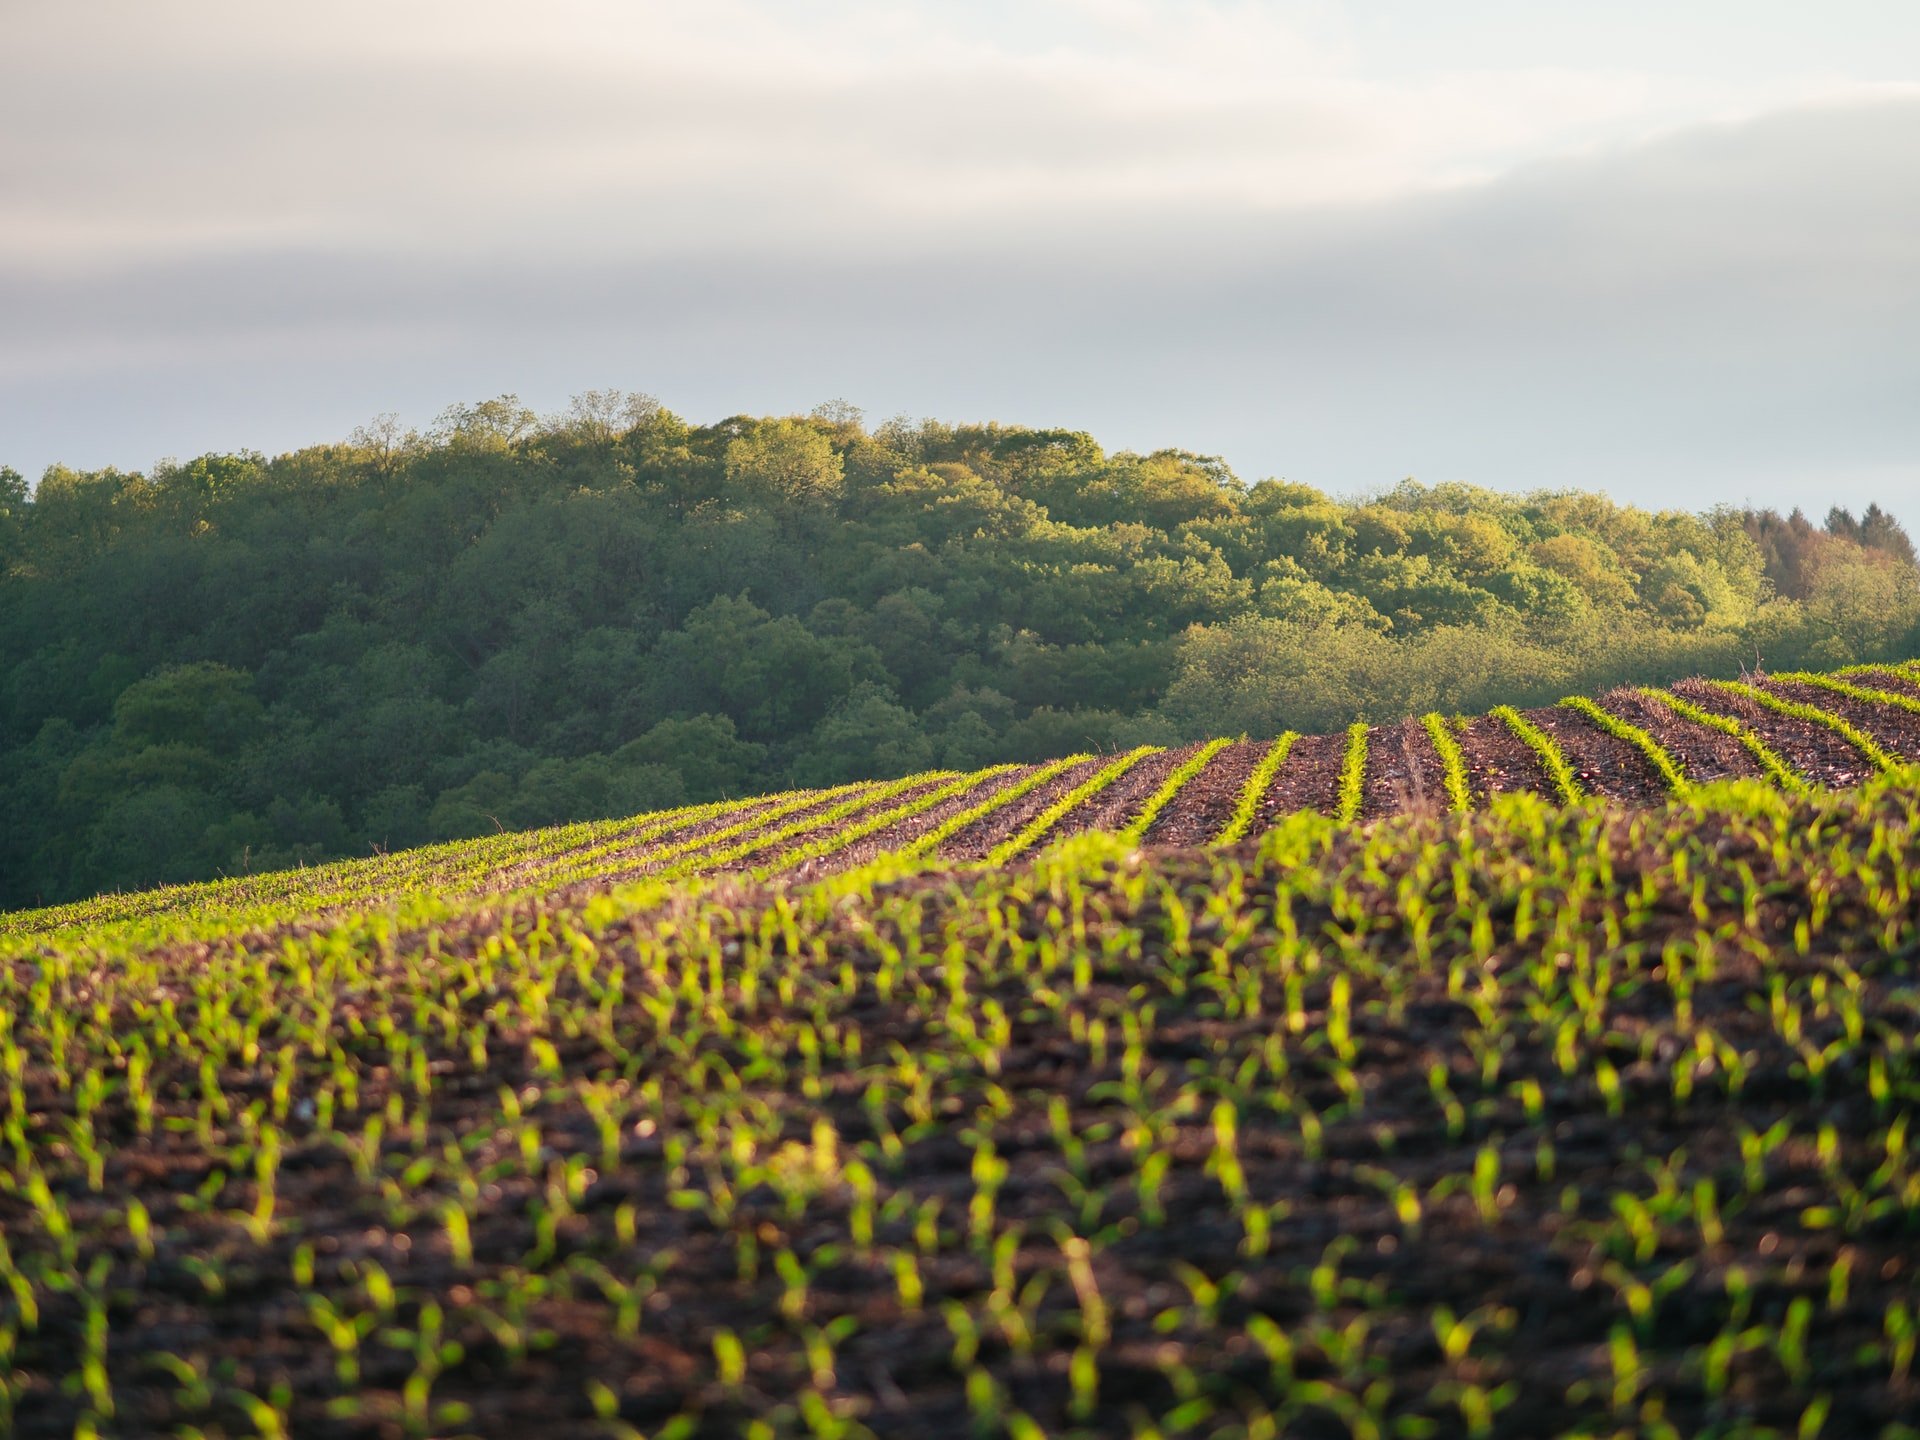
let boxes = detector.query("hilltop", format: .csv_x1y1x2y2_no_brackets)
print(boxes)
6,399,1919,910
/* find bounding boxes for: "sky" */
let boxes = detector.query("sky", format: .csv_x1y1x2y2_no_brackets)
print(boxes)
4,0,1918,530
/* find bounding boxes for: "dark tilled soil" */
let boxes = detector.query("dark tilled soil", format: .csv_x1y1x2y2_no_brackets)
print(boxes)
1140,739,1264,847
937,756,1107,861
1842,665,1920,702
494,797,783,887
1455,713,1553,805
1600,688,1764,784
689,773,984,877
1523,703,1673,805
1038,746,1188,847
1258,731,1343,823
1358,718,1444,821
792,767,1034,879
1671,679,1875,789
605,780,932,883
1759,676,1920,763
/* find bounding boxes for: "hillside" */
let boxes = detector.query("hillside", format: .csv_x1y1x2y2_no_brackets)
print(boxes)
8,659,1919,943
7,402,1920,911
0,661,1918,1434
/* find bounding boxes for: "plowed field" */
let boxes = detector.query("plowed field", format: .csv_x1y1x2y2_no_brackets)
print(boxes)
3,661,1919,1438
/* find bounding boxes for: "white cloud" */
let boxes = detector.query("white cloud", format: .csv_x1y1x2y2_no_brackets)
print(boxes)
6,0,1914,272
2,2,1917,531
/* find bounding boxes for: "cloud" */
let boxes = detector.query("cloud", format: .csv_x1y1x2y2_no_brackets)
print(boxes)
1,5,1916,532
6,0,1910,270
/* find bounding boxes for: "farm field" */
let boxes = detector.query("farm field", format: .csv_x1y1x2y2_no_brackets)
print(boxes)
8,660,1920,945
1,661,1919,1436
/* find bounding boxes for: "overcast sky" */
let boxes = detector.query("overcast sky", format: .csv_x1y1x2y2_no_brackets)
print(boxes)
4,0,1918,529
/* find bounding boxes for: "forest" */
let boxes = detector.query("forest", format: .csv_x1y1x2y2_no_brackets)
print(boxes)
3,391,1917,908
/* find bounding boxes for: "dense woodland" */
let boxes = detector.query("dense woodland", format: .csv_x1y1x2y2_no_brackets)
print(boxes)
3,392,1917,907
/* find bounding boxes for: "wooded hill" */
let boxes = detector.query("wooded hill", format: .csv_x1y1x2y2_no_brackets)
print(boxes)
3,393,1916,907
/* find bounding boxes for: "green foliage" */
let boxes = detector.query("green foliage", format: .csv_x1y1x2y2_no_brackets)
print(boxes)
1422,713,1473,813
1335,722,1369,823
611,714,766,799
3,396,1917,906
790,683,935,786
724,418,846,506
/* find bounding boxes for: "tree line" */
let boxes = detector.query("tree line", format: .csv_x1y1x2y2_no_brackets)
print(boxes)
2,392,1916,906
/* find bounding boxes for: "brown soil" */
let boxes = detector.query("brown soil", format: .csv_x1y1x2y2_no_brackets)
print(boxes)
1671,679,1874,789
1454,714,1552,805
936,756,1107,861
1358,718,1444,821
1759,676,1920,762
1140,740,1264,847
1523,703,1672,805
1599,688,1764,784
1257,731,1343,822
1034,746,1187,846
791,767,1034,879
492,797,783,888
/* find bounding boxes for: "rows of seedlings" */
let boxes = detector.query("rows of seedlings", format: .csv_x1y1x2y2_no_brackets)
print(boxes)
8,662,1920,948
4,770,1920,1435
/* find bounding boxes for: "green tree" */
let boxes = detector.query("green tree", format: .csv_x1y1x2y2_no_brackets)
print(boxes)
791,683,934,786
646,596,875,742
0,466,26,565
613,715,768,799
725,419,845,506
431,394,538,449
1530,533,1635,608
111,662,263,753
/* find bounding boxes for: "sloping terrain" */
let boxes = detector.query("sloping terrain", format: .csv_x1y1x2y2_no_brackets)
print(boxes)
0,773,1918,1434
7,660,1919,944
1,661,1918,1437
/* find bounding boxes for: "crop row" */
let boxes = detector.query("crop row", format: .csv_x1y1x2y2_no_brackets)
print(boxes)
7,661,1920,947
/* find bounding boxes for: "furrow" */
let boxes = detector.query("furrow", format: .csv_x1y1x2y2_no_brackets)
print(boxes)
1489,705,1584,803
1636,687,1807,791
746,766,1024,879
1122,739,1234,846
1554,696,1689,799
652,773,956,881
987,747,1164,866
1704,680,1898,777
1211,734,1299,845
900,754,1094,863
